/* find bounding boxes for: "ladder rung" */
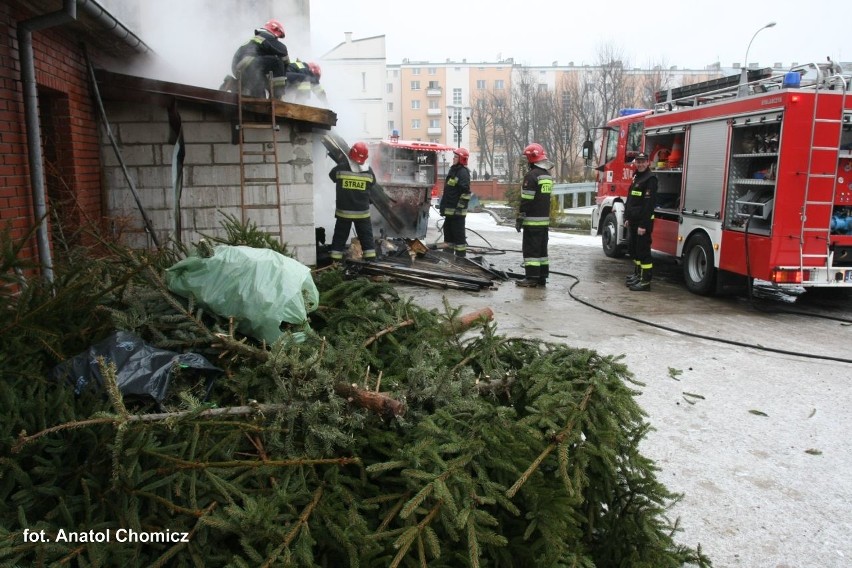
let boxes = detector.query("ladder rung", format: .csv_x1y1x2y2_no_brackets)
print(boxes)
243,205,281,210
801,253,828,258
242,150,277,156
244,177,278,183
803,201,833,205
805,174,835,178
814,118,842,123
810,147,838,152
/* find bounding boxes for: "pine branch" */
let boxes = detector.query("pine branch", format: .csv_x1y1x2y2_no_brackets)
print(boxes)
506,383,595,499
363,318,416,348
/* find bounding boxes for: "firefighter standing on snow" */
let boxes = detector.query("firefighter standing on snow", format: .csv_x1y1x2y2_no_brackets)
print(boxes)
231,19,289,99
624,152,658,291
439,148,472,257
328,142,377,262
286,61,328,104
515,143,554,288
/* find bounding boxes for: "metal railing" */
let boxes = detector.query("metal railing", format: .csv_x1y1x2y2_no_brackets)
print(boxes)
552,182,596,210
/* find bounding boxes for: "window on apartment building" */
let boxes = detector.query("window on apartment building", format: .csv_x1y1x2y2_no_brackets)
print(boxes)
428,81,440,90
387,102,393,112
428,67,437,75
388,121,395,132
411,80,421,90
495,136,505,147
412,68,421,75
387,83,393,93
429,119,440,128
495,80,505,89
393,70,398,77
476,80,486,90
477,99,486,110
362,72,367,91
494,156,505,170
411,100,421,110
429,100,440,110
538,83,548,92
452,88,462,105
412,119,421,129
561,93,571,114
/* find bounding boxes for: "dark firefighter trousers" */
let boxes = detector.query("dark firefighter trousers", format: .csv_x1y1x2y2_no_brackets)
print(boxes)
443,214,467,256
522,227,549,283
330,216,376,261
627,221,653,281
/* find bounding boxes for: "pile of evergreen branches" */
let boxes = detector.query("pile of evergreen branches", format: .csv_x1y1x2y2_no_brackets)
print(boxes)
0,225,710,567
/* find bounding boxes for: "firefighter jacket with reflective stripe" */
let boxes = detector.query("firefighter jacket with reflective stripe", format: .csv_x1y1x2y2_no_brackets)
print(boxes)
286,62,326,98
624,169,658,230
520,165,553,227
231,29,289,74
439,164,471,216
329,163,376,219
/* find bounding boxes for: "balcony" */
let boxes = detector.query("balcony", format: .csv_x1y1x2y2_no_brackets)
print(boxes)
427,127,442,136
426,108,442,116
426,87,442,97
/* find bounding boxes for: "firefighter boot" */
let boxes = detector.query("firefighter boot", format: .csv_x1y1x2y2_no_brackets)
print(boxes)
629,268,652,292
625,263,640,286
538,264,549,287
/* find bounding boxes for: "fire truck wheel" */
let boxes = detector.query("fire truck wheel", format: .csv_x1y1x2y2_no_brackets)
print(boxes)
683,233,717,296
601,212,624,258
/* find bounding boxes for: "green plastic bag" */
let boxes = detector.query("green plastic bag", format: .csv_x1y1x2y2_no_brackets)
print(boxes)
166,245,319,345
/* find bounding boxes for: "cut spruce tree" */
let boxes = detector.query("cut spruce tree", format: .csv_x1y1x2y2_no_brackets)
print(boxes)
0,224,710,567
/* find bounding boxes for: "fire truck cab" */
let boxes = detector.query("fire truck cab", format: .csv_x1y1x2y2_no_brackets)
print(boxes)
589,61,852,295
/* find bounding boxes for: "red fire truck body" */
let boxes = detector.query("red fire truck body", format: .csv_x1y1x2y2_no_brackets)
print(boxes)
368,138,454,239
590,63,852,295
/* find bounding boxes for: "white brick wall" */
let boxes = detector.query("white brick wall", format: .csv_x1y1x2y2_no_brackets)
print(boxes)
102,100,318,266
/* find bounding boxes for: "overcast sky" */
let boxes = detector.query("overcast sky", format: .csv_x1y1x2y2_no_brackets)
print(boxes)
310,0,846,70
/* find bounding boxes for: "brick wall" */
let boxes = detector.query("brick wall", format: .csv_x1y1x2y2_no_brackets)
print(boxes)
101,101,317,265
471,180,514,202
1,3,103,264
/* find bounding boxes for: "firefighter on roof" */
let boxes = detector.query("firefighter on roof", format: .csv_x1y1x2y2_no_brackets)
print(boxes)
328,142,377,262
516,143,553,288
438,148,472,257
286,61,328,104
231,19,289,99
624,152,658,291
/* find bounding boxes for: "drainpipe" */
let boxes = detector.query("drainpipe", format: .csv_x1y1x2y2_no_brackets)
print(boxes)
18,1,151,283
17,0,78,284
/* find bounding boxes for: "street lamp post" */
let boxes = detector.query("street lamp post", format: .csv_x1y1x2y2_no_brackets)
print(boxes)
738,21,776,96
448,106,470,148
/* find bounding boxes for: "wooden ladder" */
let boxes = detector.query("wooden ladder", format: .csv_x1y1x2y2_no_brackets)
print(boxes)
236,74,284,242
799,73,848,279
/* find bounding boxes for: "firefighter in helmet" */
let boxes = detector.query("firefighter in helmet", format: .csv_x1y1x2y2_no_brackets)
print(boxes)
516,143,554,287
231,19,289,99
624,152,658,291
438,147,472,257
328,142,377,262
285,60,328,104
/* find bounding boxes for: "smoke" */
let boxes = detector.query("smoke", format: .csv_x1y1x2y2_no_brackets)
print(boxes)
98,0,315,89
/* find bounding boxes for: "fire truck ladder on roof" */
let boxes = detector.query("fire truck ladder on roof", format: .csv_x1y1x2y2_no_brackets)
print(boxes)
235,73,284,242
799,71,848,278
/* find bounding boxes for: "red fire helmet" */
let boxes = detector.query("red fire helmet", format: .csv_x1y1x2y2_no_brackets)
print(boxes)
453,147,470,166
262,19,285,38
523,143,548,164
349,142,369,165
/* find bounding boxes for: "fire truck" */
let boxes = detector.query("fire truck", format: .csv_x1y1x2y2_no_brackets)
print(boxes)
589,61,852,295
